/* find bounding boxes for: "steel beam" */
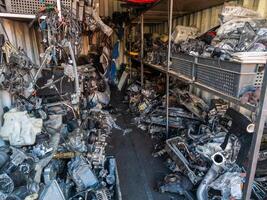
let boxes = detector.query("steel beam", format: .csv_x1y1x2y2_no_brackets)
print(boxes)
141,14,144,87
57,0,62,20
166,0,173,136
0,13,46,19
243,64,267,199
129,26,132,80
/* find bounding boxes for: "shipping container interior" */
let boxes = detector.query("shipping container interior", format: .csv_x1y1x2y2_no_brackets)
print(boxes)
0,0,267,200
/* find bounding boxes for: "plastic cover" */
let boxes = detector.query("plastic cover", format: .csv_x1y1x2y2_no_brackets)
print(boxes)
0,109,43,146
172,26,199,44
220,5,261,24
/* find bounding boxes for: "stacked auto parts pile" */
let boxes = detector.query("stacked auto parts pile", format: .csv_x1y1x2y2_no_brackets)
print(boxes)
125,74,267,199
125,74,166,114
172,5,267,61
156,103,267,200
0,3,120,200
154,103,267,199
125,78,209,140
128,33,168,65
171,5,267,106
125,77,167,137
144,34,168,66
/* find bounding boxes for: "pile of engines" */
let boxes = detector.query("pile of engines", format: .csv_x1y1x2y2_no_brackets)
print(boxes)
125,77,267,199
0,4,119,200
144,34,168,66
125,78,209,140
155,106,253,199
0,120,118,200
128,33,168,65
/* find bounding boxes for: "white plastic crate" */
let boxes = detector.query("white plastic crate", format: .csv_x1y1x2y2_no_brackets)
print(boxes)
5,0,72,14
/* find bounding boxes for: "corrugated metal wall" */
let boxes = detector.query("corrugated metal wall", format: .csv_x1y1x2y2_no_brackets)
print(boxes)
150,0,267,34
0,19,41,65
98,0,123,17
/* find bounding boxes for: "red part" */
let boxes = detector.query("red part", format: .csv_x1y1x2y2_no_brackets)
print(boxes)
207,31,217,37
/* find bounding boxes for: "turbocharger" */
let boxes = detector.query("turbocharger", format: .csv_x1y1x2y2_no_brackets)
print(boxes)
197,152,226,200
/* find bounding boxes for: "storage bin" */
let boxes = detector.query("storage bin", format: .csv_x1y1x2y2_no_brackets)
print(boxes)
171,53,264,97
195,57,264,97
5,0,72,15
171,53,196,79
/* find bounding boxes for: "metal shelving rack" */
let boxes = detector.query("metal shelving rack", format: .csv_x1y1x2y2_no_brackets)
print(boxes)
134,0,267,199
127,55,257,112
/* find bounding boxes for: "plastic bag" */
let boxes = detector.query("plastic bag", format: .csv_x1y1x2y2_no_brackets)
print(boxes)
220,5,261,24
172,25,198,44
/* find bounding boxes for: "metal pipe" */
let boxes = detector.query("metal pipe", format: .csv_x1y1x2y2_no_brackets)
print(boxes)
68,41,81,99
246,123,255,133
0,90,11,127
33,46,54,83
129,26,132,80
166,0,173,136
140,14,144,87
57,0,62,20
243,63,267,200
197,152,225,200
0,90,11,109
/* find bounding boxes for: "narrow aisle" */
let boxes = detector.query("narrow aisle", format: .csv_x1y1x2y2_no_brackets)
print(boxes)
108,88,182,200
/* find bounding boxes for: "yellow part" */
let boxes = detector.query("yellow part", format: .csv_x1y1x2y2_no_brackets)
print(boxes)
129,52,139,56
53,152,76,159
160,34,169,43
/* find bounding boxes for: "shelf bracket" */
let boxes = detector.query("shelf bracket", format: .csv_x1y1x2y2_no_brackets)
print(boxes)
140,14,144,87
